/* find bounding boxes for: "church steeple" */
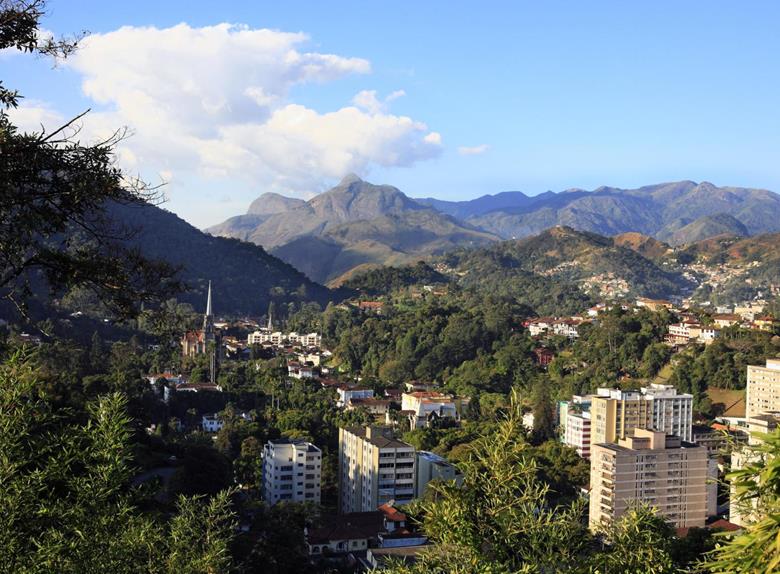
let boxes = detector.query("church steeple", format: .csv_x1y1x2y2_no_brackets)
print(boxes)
267,307,273,331
203,281,214,335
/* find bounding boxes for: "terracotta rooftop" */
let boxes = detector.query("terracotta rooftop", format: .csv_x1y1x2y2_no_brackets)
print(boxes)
378,502,406,523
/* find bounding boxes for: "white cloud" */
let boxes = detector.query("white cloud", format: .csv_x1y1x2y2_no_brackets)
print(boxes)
457,144,490,156
6,101,64,133
352,89,407,114
33,22,442,206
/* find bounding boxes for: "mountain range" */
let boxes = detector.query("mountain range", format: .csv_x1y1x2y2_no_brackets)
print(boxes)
207,174,498,284
441,226,689,300
206,178,780,283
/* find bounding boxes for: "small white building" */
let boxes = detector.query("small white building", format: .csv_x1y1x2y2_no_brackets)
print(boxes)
288,362,317,379
401,392,458,429
337,386,374,407
262,438,322,505
201,414,224,433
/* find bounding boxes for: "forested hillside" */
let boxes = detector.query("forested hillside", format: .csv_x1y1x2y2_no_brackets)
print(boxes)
106,201,336,314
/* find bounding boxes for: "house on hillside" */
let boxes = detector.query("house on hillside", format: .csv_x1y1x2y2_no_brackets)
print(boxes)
636,297,673,312
533,347,555,367
713,313,741,328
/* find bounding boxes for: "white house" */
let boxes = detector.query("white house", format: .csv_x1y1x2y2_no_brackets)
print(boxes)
201,414,224,433
401,392,458,429
337,386,375,407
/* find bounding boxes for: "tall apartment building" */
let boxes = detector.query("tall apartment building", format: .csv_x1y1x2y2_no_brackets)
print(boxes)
590,385,692,446
339,426,416,513
262,439,322,505
564,410,592,458
590,429,708,531
558,394,594,436
745,359,780,419
591,389,652,445
643,384,694,442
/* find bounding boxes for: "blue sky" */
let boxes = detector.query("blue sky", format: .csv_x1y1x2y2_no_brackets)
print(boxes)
4,1,780,227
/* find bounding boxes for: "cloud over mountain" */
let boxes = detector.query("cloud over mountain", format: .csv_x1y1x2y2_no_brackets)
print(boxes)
10,23,442,208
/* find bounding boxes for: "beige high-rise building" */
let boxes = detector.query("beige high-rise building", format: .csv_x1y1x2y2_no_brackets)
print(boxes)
338,426,416,514
745,359,780,419
591,389,653,445
589,429,708,531
590,386,693,446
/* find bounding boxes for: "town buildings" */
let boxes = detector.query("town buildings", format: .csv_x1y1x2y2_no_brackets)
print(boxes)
262,438,322,505
202,413,223,433
635,297,674,312
338,426,416,513
306,502,425,556
525,317,584,339
665,321,720,345
713,314,741,328
589,429,708,531
533,346,555,367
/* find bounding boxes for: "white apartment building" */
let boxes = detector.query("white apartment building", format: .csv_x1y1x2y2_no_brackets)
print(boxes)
262,439,322,505
247,330,322,348
590,429,708,531
642,384,694,442
288,332,322,348
558,395,594,436
247,330,284,346
564,410,592,459
745,359,780,419
339,426,416,513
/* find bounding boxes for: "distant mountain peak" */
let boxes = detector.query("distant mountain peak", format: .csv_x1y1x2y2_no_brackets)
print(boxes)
338,173,364,186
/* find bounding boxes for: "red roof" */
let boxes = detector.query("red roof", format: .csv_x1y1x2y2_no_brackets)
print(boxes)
677,519,741,538
378,503,406,522
708,519,742,532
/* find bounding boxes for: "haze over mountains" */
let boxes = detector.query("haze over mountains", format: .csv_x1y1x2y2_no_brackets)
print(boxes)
207,177,780,284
